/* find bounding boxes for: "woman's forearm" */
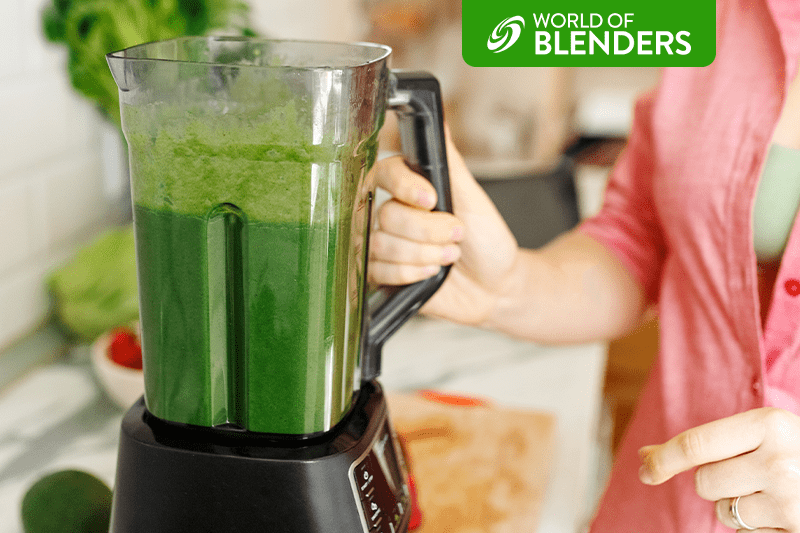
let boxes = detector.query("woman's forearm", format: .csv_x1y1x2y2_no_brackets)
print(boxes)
483,230,649,344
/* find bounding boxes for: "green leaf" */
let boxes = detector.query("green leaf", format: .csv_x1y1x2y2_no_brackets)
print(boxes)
40,0,256,128
41,6,67,42
54,0,73,15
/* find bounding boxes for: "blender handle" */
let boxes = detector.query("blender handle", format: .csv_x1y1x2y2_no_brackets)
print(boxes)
362,70,453,382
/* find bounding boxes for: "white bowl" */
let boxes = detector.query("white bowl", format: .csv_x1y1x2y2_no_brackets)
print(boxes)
91,329,145,410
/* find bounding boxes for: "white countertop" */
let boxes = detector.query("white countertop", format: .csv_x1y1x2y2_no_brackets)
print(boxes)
0,317,607,533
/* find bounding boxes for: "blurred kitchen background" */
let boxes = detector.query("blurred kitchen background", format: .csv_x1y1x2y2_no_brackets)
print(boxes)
0,0,661,531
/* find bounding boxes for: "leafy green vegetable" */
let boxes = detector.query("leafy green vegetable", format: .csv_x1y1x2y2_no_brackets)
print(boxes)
48,225,139,342
41,0,255,126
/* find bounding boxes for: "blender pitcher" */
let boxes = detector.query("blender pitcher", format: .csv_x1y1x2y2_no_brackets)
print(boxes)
106,37,451,436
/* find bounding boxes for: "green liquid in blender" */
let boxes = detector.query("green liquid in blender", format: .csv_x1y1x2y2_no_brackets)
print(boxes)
126,108,375,435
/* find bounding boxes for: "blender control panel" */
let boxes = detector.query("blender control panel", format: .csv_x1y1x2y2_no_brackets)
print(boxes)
350,421,410,533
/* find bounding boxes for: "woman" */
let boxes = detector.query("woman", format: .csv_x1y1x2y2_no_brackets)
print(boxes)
368,0,800,530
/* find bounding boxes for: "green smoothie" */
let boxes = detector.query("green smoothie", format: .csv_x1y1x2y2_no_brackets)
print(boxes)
125,103,377,435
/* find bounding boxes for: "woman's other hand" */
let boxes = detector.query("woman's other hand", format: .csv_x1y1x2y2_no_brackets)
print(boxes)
639,407,800,531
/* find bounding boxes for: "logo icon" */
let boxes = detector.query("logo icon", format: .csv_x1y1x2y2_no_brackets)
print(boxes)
487,16,525,53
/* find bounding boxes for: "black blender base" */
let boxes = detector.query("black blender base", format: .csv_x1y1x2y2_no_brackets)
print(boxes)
110,381,410,533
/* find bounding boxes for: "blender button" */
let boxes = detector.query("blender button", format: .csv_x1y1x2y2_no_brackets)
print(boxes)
369,505,381,524
360,473,374,492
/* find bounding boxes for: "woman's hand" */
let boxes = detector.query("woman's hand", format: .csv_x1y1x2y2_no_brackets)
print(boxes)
639,407,800,531
368,126,647,342
368,127,519,327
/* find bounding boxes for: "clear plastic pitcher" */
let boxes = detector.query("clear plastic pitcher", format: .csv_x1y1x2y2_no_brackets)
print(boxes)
107,37,450,435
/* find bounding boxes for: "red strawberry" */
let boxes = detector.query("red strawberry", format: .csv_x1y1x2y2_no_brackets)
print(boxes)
107,328,142,370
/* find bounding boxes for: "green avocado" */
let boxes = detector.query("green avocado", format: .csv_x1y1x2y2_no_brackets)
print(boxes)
21,470,112,533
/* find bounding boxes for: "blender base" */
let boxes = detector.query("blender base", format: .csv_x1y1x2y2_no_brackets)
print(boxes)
110,381,410,533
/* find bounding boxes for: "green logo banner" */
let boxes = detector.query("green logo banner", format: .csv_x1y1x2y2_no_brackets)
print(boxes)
463,0,716,66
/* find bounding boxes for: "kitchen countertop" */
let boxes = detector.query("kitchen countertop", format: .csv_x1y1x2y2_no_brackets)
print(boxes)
0,317,607,533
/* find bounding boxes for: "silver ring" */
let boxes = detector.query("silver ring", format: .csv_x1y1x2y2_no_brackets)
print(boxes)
730,496,757,531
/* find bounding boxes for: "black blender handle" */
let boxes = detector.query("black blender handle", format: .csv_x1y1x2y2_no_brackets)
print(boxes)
362,70,453,382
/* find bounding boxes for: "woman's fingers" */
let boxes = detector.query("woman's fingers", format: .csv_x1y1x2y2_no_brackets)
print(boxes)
370,231,461,266
715,494,784,531
638,410,768,485
693,452,765,502
368,229,461,285
377,199,464,244
374,155,438,210
368,260,442,286
367,152,464,287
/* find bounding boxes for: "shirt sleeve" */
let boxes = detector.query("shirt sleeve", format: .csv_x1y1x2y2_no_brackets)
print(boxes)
577,89,667,305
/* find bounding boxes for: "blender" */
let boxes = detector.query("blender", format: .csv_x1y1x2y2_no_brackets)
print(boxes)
105,37,450,532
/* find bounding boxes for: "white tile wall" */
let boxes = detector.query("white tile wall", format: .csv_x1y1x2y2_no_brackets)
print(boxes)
0,0,23,81
0,0,116,350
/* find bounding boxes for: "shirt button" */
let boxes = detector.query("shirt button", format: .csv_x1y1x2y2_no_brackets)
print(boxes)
766,348,781,369
784,278,800,296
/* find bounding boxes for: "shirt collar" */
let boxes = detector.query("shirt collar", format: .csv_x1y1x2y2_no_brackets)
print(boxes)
764,0,800,79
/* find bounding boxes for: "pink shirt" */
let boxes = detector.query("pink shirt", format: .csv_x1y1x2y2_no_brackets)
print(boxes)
580,0,800,530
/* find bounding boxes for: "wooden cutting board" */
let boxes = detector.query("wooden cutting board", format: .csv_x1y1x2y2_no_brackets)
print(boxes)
387,392,557,533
